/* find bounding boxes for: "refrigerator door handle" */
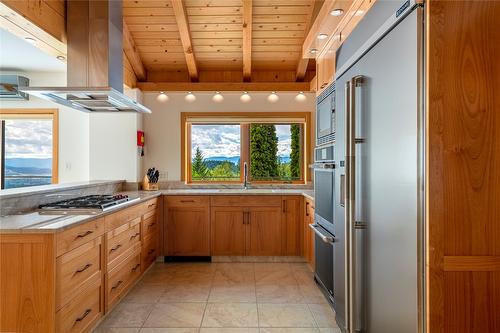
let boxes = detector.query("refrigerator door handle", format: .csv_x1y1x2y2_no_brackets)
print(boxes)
345,75,365,333
309,224,336,244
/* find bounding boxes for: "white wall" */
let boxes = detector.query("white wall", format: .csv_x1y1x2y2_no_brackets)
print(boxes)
88,88,144,182
142,92,316,181
0,71,90,183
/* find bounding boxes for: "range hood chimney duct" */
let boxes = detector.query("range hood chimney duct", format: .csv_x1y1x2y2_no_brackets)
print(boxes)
21,0,151,113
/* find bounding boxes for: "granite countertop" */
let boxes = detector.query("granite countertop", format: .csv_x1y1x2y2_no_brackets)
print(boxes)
0,189,314,233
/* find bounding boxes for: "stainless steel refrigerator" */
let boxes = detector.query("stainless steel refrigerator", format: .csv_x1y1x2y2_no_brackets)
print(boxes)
333,0,425,332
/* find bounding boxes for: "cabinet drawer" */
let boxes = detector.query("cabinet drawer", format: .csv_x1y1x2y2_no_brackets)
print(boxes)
142,212,158,238
56,236,103,310
56,274,102,333
141,233,159,272
142,198,158,213
210,195,282,207
105,204,142,231
165,195,209,208
106,248,141,309
56,218,104,257
106,217,141,270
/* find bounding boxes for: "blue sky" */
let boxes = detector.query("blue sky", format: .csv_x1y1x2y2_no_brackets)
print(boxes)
191,124,292,158
4,119,52,159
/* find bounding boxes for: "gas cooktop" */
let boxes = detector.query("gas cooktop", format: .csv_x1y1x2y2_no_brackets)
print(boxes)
38,194,139,215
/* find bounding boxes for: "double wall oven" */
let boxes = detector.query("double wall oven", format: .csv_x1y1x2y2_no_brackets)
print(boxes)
310,82,336,302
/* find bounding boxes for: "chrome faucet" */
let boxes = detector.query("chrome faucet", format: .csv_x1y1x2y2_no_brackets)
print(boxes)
243,162,249,189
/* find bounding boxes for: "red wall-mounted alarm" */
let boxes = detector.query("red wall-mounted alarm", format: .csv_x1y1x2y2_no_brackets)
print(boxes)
137,131,145,147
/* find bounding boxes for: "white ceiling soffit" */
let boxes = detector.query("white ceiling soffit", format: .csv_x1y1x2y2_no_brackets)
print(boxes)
0,28,66,73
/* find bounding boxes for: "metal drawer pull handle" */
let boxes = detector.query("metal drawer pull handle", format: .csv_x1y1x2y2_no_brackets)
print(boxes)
180,200,195,203
75,230,93,239
131,263,141,272
148,203,155,208
306,202,310,217
309,224,335,244
74,309,92,323
148,222,156,227
130,232,140,240
75,263,92,274
111,280,123,290
110,244,122,252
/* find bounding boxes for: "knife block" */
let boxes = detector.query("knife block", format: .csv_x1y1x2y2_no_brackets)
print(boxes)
142,175,159,191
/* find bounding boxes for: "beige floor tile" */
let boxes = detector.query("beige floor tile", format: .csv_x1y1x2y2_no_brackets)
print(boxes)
254,263,291,273
209,284,257,303
99,303,153,328
201,329,259,333
141,270,175,285
307,304,337,328
159,285,210,302
213,270,255,285
202,303,259,328
256,284,304,303
257,304,316,328
289,263,313,272
123,284,166,303
292,271,315,286
93,328,140,333
255,271,295,285
318,329,342,333
139,329,200,333
298,285,328,304
259,329,320,333
143,303,206,328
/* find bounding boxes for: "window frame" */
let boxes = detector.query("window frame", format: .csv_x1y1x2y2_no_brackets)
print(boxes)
0,108,59,189
181,112,312,184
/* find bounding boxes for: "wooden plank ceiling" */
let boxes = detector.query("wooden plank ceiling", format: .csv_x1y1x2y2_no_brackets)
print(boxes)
123,0,319,84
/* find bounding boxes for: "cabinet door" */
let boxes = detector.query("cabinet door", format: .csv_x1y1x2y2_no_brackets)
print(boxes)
167,207,210,256
211,207,246,256
247,206,283,256
283,196,303,256
304,198,315,267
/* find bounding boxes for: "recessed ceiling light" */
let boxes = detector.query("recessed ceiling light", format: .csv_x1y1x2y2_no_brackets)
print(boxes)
56,55,66,61
295,91,307,102
267,92,279,103
240,92,251,103
330,8,344,16
317,33,329,40
212,91,224,103
24,37,37,44
309,48,318,54
157,91,169,102
185,92,196,102
354,9,365,16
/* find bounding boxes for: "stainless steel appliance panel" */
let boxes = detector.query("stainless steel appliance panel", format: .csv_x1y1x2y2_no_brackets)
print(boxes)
335,5,422,332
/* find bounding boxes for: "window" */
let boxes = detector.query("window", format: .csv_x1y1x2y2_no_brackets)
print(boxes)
0,109,58,189
182,112,311,184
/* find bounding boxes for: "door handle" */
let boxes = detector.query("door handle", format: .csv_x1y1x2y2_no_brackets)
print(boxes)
340,174,346,207
309,224,335,244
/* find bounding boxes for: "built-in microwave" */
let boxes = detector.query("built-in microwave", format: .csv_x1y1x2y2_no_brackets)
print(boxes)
316,82,336,146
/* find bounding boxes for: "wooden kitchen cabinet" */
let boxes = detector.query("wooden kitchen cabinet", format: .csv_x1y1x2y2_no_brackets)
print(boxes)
283,196,303,256
165,196,211,256
247,206,283,256
211,206,246,255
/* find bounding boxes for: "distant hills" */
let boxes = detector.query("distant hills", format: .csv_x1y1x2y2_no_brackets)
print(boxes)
204,156,291,164
5,158,51,176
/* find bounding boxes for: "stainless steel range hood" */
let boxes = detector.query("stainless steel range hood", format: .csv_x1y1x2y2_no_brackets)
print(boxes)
21,0,151,113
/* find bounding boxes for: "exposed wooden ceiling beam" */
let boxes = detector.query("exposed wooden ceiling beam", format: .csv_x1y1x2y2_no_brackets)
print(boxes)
171,0,198,82
296,0,322,82
122,19,146,81
242,0,252,82
137,81,311,92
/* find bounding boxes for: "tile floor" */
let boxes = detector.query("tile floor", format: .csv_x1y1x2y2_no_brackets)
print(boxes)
94,262,341,333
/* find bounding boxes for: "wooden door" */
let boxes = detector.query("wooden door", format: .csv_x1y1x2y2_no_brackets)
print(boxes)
166,207,210,256
211,207,246,256
282,196,303,256
304,198,315,268
247,206,283,256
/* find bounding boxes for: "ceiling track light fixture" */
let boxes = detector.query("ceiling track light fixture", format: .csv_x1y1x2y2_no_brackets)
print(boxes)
330,8,344,16
212,91,224,103
240,91,251,103
24,37,37,44
309,48,318,54
267,91,279,103
185,91,196,102
157,91,169,102
56,55,66,61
